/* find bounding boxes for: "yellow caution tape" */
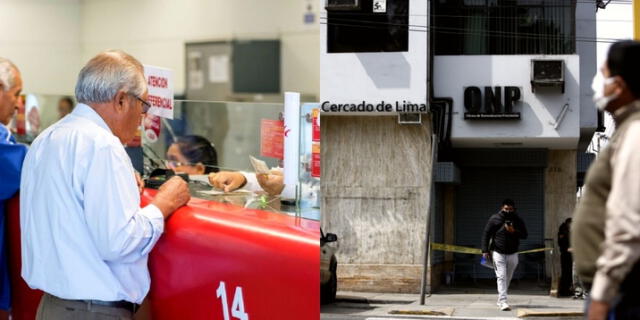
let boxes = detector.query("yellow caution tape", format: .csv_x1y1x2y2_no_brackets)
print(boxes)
430,243,482,255
517,247,553,254
430,243,552,255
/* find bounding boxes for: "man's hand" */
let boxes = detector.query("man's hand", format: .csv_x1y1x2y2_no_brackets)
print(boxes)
209,171,246,192
482,252,490,260
505,224,516,233
256,170,285,196
587,300,609,320
151,176,190,218
134,171,145,195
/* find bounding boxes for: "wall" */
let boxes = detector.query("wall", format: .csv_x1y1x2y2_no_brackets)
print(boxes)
80,0,319,97
434,55,581,149
576,1,598,151
0,0,318,98
0,0,82,95
319,0,427,109
321,116,432,293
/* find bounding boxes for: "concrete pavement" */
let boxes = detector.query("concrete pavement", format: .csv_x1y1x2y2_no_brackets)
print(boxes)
321,285,585,320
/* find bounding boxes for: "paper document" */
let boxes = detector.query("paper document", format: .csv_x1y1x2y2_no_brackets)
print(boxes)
249,156,270,175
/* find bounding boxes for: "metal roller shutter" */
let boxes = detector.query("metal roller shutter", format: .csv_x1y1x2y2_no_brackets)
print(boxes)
454,166,545,280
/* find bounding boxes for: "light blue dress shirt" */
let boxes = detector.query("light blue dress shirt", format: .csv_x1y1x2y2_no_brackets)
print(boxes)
20,103,164,304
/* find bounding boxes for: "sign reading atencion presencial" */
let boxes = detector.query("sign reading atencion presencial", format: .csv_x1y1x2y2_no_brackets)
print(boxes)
144,65,174,119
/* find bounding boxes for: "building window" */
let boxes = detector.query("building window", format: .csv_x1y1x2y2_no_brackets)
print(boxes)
326,0,409,53
433,0,576,55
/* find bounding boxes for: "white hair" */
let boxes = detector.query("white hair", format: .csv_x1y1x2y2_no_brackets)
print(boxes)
0,57,18,92
75,50,146,104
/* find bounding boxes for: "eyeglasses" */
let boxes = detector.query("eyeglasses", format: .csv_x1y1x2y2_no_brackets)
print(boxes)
130,94,151,113
164,160,193,169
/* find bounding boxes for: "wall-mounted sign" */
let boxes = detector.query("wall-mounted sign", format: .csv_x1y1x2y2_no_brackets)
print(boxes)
260,119,284,159
373,0,386,13
144,65,174,119
464,86,521,120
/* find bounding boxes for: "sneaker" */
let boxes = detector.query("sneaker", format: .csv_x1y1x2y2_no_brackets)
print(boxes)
498,302,511,311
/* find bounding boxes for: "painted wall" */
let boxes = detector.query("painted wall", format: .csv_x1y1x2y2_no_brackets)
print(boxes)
80,0,319,97
319,0,427,110
0,0,82,95
434,55,581,149
1,0,319,98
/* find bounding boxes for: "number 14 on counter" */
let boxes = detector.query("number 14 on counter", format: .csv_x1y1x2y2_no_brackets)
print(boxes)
216,281,249,320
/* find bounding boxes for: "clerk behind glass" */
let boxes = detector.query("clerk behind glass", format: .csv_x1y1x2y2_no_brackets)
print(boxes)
20,50,190,320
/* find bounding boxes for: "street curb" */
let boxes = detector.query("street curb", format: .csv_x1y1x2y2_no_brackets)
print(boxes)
516,308,584,318
336,295,415,305
389,307,455,316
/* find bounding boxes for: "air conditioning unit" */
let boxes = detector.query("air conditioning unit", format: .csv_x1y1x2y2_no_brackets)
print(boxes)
531,60,564,93
325,0,360,11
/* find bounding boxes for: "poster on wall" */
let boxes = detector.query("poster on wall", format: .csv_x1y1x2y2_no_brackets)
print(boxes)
144,65,174,119
14,95,26,136
208,55,229,83
311,108,320,178
260,119,284,159
144,114,162,144
187,51,204,90
25,94,41,137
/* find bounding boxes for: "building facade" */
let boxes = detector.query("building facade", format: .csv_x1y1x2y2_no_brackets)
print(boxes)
321,0,599,294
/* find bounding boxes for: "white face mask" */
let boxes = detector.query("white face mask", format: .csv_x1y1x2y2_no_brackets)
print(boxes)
592,72,618,111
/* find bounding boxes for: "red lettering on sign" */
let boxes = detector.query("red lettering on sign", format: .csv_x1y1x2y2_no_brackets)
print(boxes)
148,95,173,109
148,76,168,88
261,119,284,160
311,142,320,178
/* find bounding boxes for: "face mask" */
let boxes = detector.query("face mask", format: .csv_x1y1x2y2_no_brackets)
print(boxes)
592,72,618,111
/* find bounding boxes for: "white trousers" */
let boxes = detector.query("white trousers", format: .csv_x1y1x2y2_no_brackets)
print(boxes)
492,251,518,303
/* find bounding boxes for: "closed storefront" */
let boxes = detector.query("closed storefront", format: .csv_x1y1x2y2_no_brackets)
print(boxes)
453,149,546,280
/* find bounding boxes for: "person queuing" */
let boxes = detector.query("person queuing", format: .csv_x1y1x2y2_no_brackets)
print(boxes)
558,218,573,297
57,96,74,119
481,199,528,311
20,50,190,320
0,57,26,320
573,40,640,320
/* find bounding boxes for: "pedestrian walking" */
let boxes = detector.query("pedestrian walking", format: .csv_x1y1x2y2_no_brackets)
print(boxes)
481,199,528,311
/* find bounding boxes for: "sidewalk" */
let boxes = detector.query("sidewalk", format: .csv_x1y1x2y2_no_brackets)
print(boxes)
323,287,585,320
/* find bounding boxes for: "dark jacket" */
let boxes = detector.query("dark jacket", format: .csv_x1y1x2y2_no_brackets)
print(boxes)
481,211,528,254
558,221,571,253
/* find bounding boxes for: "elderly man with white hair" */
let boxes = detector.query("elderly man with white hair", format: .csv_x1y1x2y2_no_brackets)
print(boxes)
0,57,26,320
20,50,190,319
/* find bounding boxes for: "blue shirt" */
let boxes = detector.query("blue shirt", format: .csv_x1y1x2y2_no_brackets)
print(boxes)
20,104,164,303
0,124,28,310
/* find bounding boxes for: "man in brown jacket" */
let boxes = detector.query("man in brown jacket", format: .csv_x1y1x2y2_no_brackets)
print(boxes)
573,40,640,320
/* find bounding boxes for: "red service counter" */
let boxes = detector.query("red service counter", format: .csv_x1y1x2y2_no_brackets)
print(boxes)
8,189,320,319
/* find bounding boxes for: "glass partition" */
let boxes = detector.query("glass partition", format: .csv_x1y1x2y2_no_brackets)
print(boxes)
9,95,320,220
142,99,320,221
